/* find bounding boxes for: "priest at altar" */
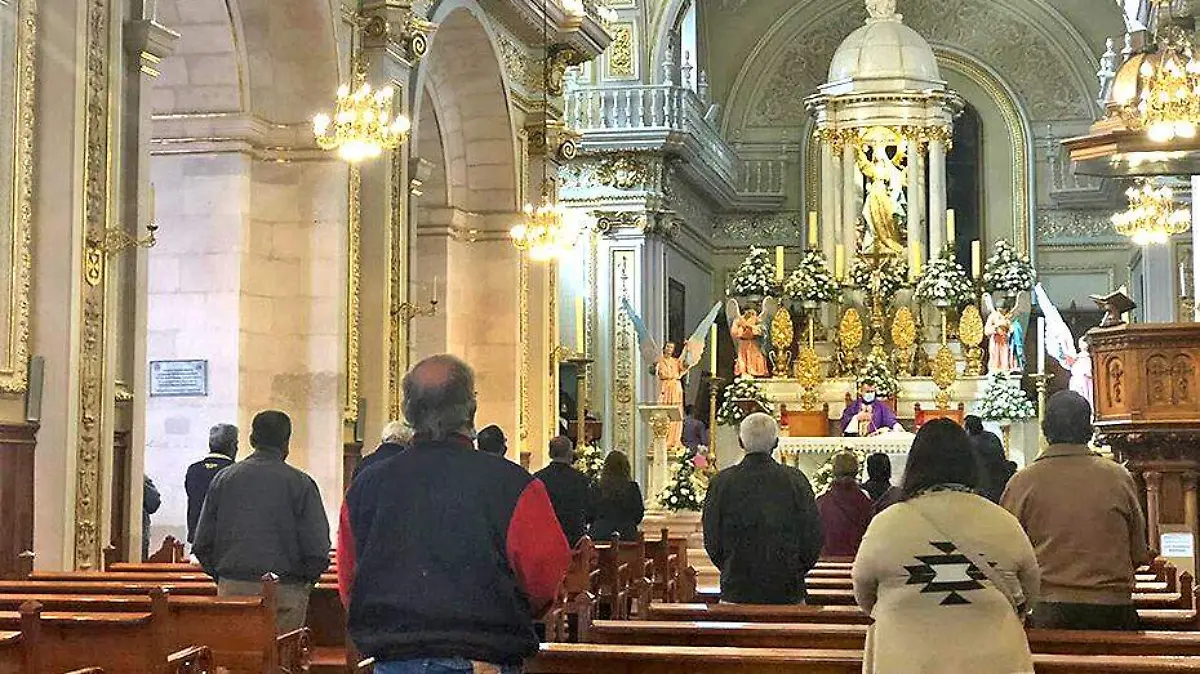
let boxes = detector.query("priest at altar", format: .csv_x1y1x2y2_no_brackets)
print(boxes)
839,380,904,437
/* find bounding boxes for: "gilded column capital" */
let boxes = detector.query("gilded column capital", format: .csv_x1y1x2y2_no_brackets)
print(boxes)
361,1,438,63
525,119,580,164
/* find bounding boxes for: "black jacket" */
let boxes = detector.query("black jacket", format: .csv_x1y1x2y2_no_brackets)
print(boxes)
340,435,570,665
702,452,823,604
533,461,593,545
590,480,644,542
192,448,330,584
970,432,1015,502
184,453,234,543
352,442,406,481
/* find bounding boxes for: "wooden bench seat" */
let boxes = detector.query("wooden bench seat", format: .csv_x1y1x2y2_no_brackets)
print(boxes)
586,619,1200,656
525,643,1200,674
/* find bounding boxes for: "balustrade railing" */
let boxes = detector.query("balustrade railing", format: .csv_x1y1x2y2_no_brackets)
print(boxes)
566,84,785,198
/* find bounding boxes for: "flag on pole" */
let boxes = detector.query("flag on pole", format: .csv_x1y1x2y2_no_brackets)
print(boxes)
1033,283,1077,368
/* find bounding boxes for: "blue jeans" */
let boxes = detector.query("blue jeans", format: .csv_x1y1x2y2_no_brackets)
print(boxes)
373,658,521,674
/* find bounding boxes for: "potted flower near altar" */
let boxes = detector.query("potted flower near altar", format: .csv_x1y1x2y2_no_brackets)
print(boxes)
914,252,975,310
659,448,710,512
716,376,774,426
784,249,841,309
849,256,910,306
728,246,780,304
975,371,1036,451
573,443,605,482
982,239,1036,300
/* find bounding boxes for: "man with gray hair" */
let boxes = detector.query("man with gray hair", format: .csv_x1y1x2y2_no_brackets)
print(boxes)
1002,391,1151,630
702,412,822,604
352,420,414,480
535,436,592,545
185,423,238,544
339,355,570,674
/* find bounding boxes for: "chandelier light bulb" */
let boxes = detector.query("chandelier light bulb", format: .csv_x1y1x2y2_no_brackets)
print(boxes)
1112,178,1191,246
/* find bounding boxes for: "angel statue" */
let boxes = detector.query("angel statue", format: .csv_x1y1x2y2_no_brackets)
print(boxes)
1034,284,1095,408
866,0,897,19
725,298,777,378
855,140,907,255
982,292,1030,373
623,299,723,448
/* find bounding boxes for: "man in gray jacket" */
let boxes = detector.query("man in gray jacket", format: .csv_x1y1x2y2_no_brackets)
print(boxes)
194,410,331,633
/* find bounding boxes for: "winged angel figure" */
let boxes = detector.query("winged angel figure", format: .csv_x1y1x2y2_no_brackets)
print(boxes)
725,297,778,379
623,299,723,448
982,292,1031,374
1034,284,1094,408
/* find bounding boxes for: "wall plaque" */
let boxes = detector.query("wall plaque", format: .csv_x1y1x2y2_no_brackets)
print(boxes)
149,360,208,398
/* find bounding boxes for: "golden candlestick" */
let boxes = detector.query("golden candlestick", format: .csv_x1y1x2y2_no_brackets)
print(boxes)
707,375,726,463
565,355,593,449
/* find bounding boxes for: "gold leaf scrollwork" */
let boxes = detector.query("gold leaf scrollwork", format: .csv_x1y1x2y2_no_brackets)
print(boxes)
891,306,917,376
959,305,986,377
931,345,958,409
770,306,794,378
795,346,823,410
595,153,647,190
649,411,671,440
839,308,864,351
606,23,635,78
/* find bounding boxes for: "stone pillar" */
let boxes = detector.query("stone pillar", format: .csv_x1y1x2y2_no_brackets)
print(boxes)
1145,470,1163,552
116,14,178,561
906,141,924,254
1142,244,1176,322
842,142,858,254
357,10,416,451
820,142,838,263
928,139,947,258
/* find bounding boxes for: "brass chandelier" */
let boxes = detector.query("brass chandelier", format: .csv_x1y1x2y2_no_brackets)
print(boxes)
1138,24,1200,143
313,4,411,162
509,0,581,262
1111,178,1190,245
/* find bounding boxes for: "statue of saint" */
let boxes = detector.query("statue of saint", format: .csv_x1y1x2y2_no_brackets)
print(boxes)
855,141,907,255
1065,336,1094,409
983,293,1031,374
656,342,689,448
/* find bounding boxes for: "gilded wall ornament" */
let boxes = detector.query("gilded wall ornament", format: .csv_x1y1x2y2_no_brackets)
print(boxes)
595,153,648,190
890,306,917,376
594,210,643,234
795,346,823,409
714,212,805,245
959,305,986,376
389,151,406,420
931,345,958,409
612,250,637,455
1037,209,1124,245
345,167,362,425
496,32,542,92
605,23,636,79
546,45,587,96
770,307,795,377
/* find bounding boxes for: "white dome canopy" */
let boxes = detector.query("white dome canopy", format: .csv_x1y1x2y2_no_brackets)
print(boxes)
826,11,941,91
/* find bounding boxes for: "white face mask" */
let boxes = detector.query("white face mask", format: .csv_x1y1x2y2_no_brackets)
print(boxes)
862,392,877,404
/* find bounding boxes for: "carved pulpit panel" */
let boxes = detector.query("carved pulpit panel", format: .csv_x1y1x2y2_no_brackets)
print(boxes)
1091,324,1200,427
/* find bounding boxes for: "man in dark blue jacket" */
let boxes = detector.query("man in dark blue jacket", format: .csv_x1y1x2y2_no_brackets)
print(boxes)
184,424,237,544
339,355,570,674
534,436,592,545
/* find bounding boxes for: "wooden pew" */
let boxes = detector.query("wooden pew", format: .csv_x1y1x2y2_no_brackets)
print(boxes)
585,619,1200,656
0,580,311,673
0,600,211,674
526,643,1200,674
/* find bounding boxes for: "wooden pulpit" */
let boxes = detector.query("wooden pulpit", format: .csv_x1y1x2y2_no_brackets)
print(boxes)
1090,323,1200,576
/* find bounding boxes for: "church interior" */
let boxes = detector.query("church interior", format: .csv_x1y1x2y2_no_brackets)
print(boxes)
7,0,1200,670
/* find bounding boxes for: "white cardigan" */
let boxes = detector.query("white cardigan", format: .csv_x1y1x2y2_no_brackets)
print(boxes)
852,490,1041,674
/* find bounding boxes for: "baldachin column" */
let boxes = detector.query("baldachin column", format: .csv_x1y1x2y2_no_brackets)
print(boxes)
928,138,947,257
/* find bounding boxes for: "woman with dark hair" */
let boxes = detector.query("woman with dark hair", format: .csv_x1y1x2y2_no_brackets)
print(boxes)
589,451,644,542
964,414,1016,502
852,419,1040,674
861,452,901,512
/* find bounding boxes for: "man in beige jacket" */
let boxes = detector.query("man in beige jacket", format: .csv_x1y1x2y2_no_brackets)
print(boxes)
1001,391,1151,630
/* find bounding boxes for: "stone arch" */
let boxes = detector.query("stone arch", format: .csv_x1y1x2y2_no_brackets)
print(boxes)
724,0,1110,135
151,0,340,123
414,2,519,216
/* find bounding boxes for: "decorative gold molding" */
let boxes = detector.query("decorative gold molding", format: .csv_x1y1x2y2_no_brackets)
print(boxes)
345,166,362,424
611,249,636,455
519,252,531,454
0,0,36,394
389,150,405,422
547,261,559,446
75,0,114,571
603,23,636,80
586,230,598,410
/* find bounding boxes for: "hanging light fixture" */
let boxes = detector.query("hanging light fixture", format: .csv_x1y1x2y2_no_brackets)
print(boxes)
313,5,411,162
509,0,581,262
1111,178,1191,245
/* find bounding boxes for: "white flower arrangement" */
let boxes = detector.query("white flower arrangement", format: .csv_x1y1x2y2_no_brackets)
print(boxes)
729,246,780,297
659,450,705,511
716,376,774,426
809,445,868,496
783,250,841,304
858,352,900,400
982,240,1036,295
914,252,975,307
975,371,1036,421
573,443,605,482
849,256,910,302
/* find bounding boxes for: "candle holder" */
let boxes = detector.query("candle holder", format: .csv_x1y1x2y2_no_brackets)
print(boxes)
395,298,439,324
706,374,726,463
565,355,593,449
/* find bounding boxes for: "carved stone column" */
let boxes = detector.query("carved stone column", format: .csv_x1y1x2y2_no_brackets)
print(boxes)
928,138,947,257
354,4,421,445
820,142,838,263
114,13,178,562
1144,470,1163,552
841,142,858,253
907,141,925,258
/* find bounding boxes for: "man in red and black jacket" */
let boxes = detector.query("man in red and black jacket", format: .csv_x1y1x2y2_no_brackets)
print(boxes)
338,355,570,674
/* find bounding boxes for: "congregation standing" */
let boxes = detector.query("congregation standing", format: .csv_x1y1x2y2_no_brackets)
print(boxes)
174,352,1150,674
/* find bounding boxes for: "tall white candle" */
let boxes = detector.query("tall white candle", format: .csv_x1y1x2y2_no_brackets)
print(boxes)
775,246,785,282
946,209,957,247
807,211,818,249
709,324,718,373
575,297,585,354
1037,317,1046,375
835,245,845,281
